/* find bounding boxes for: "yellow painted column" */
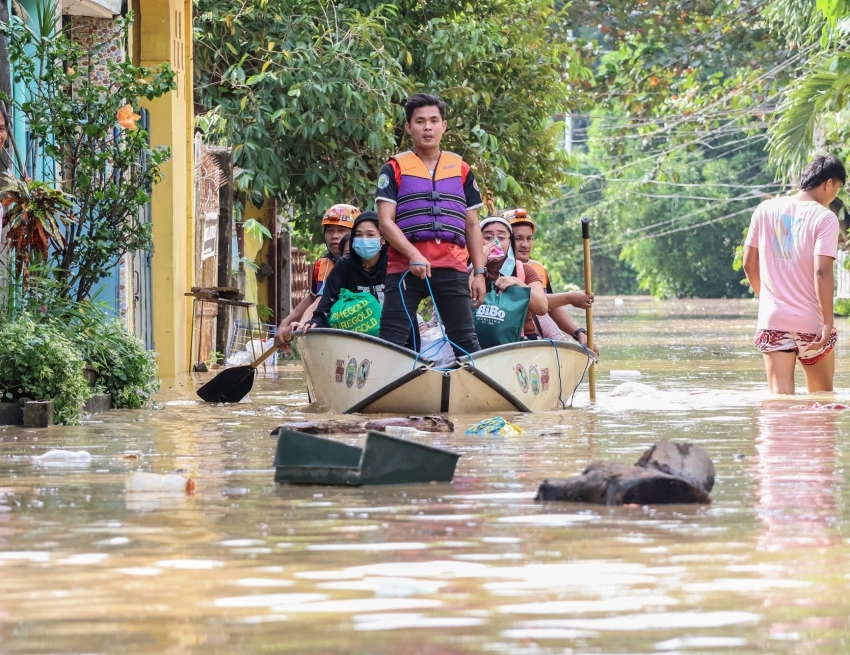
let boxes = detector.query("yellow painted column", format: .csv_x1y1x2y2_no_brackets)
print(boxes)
137,0,194,377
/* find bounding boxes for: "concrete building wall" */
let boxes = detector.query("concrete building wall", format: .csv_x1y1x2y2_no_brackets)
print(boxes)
136,0,194,377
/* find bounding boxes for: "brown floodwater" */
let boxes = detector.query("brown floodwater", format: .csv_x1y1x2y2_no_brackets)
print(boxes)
2,296,849,654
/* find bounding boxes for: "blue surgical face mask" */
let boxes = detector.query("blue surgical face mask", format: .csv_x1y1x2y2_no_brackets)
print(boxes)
352,237,382,260
499,244,516,277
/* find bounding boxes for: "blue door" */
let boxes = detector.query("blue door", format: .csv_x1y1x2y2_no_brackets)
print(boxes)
133,109,154,350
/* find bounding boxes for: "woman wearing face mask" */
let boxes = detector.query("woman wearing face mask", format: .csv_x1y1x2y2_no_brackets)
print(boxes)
478,216,549,339
292,211,388,333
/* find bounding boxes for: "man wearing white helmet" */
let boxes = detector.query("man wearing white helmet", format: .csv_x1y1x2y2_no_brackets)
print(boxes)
275,204,359,346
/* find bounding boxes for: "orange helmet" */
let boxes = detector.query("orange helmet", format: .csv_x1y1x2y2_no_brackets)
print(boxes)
321,204,360,229
501,208,535,233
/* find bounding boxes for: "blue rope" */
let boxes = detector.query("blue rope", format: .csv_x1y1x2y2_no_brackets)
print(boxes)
399,270,475,370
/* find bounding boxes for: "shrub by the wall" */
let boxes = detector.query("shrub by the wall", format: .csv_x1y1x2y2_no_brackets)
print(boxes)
74,318,160,409
0,316,91,424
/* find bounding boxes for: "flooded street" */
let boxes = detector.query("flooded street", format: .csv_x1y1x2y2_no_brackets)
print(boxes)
2,296,850,653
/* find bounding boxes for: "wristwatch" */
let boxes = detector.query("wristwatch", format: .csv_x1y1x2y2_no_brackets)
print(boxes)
473,267,487,275
573,327,587,341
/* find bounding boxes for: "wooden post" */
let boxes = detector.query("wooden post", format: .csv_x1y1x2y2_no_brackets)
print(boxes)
212,146,233,363
581,217,596,402
278,230,292,321
267,198,279,325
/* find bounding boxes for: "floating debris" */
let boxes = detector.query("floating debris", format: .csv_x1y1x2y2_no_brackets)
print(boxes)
465,417,522,436
125,472,195,493
536,439,714,505
29,450,93,467
272,415,454,437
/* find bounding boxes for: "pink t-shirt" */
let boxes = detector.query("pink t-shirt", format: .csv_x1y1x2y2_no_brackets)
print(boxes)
745,195,839,333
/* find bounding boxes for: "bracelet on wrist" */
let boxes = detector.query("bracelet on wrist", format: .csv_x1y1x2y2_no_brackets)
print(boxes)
573,327,587,341
473,267,487,276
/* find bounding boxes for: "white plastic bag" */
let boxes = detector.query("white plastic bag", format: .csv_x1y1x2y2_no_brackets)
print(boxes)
419,326,456,368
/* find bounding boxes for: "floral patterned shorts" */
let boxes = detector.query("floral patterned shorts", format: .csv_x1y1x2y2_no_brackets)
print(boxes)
754,328,838,366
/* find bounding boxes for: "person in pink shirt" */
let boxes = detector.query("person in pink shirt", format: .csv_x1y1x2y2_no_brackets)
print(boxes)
743,155,846,394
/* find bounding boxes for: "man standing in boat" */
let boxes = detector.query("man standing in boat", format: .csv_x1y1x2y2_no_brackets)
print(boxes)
502,208,596,351
742,154,844,394
275,204,359,346
376,93,486,355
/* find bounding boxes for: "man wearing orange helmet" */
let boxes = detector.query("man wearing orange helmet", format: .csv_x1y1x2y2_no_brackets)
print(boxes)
501,208,596,351
274,204,359,346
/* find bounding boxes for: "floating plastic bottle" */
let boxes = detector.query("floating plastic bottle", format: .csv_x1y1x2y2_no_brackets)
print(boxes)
382,425,429,437
610,370,642,379
29,450,92,466
125,472,195,493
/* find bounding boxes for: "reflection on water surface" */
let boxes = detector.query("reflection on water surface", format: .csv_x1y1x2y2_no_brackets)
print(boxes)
1,297,849,653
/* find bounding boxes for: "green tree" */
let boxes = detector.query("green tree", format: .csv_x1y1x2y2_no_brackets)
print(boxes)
766,0,850,176
193,0,589,234
540,122,776,298
1,3,175,301
534,165,640,296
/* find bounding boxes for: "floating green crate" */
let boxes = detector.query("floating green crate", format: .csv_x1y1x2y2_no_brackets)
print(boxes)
274,429,460,486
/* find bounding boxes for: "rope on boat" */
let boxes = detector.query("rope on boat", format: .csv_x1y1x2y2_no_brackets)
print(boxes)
543,338,568,409
399,270,475,371
572,343,596,408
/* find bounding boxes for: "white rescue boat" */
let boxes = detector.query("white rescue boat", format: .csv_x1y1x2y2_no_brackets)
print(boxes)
294,328,595,414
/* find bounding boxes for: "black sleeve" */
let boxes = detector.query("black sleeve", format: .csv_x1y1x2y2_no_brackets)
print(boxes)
464,169,484,210
310,260,348,328
375,162,398,204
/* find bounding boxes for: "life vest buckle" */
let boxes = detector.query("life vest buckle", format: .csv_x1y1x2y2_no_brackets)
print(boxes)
427,191,442,201
433,221,443,231
428,206,444,216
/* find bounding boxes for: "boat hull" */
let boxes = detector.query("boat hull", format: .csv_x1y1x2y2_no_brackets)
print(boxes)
294,329,592,414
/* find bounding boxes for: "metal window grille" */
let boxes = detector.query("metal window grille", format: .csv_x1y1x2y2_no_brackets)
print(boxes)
226,319,278,366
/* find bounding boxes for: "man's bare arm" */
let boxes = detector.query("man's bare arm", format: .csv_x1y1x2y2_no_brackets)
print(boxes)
812,254,835,348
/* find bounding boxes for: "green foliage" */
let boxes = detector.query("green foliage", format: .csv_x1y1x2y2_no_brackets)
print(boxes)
540,127,774,298
534,165,640,295
74,318,160,409
564,0,794,127
0,1,176,301
532,1,804,296
194,0,589,235
0,175,74,291
0,316,91,424
14,270,160,410
834,297,850,316
762,0,850,177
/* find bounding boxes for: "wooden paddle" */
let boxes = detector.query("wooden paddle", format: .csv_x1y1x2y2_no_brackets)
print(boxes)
196,345,279,403
581,217,596,402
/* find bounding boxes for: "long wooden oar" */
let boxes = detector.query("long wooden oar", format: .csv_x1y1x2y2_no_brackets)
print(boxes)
581,217,596,402
196,346,279,403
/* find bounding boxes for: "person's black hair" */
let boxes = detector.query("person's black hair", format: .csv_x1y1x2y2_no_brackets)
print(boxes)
352,209,379,234
800,154,846,190
403,93,446,123
337,232,351,258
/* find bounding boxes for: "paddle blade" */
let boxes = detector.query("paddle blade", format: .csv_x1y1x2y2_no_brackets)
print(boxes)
196,365,257,403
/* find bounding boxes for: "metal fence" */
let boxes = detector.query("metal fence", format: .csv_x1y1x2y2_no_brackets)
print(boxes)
225,319,278,366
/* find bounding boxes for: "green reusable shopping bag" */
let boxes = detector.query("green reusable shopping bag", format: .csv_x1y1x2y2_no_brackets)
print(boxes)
329,288,382,336
471,284,531,349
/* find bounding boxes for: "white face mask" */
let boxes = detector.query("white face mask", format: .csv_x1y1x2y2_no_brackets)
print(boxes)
499,244,516,277
352,237,382,259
